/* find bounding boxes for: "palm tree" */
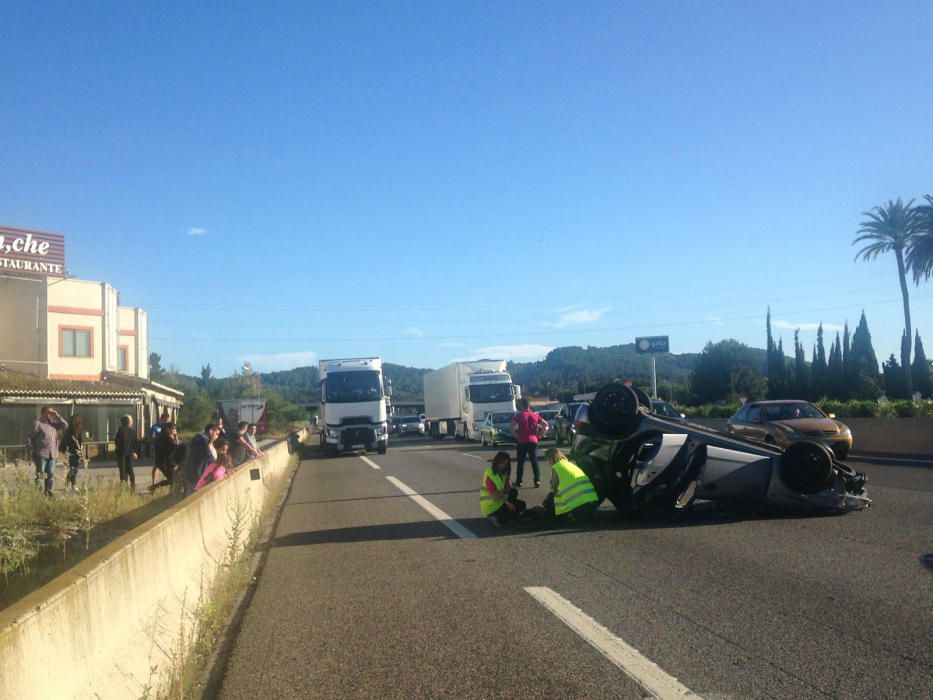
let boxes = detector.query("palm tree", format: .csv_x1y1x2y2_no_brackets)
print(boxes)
908,194,933,284
853,198,918,396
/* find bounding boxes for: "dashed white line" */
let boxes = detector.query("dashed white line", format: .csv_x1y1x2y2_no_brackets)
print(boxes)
460,453,484,460
385,475,477,540
525,586,701,699
359,455,381,470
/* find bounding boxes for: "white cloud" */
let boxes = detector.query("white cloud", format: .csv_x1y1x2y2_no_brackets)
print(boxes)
545,305,610,329
438,341,464,347
405,326,424,337
187,227,208,236
774,320,844,332
455,344,553,362
239,351,317,371
707,316,724,326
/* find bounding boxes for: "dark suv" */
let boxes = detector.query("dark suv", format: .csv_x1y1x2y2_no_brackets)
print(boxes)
553,402,584,446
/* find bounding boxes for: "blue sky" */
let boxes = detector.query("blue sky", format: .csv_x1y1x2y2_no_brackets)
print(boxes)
2,2,931,376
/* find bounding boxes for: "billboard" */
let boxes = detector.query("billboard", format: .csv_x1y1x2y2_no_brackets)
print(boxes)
635,336,670,354
0,226,66,279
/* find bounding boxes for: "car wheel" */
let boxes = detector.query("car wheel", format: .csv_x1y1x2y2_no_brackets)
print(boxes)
833,445,849,459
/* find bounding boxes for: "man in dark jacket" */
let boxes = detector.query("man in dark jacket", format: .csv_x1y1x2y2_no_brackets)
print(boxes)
178,423,220,498
113,415,140,490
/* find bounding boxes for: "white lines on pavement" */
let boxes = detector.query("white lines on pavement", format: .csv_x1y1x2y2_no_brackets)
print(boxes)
525,587,701,700
359,455,381,470
460,453,484,460
385,475,477,540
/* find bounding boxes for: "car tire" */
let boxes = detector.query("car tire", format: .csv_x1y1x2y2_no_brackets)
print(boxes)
555,431,563,446
833,445,849,459
589,384,641,437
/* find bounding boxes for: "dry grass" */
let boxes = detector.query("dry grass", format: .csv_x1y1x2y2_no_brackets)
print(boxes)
0,471,168,593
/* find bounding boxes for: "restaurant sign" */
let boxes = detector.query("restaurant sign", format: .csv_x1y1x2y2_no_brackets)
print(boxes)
0,226,66,279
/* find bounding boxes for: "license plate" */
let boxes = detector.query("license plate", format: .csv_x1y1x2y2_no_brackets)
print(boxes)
351,444,365,449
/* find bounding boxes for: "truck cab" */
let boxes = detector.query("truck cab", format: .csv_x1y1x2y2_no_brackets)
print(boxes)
319,357,390,456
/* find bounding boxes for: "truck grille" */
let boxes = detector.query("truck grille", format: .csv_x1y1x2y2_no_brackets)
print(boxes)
342,427,375,447
341,416,371,426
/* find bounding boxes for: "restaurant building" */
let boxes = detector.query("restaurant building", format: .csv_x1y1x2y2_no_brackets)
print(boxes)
0,225,183,461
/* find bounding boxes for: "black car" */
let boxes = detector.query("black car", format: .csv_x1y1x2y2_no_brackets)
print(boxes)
553,402,584,446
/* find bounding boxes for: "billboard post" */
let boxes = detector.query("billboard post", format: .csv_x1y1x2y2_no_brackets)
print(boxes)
635,336,670,399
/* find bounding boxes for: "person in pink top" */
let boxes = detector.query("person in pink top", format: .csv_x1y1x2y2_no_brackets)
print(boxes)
509,397,548,488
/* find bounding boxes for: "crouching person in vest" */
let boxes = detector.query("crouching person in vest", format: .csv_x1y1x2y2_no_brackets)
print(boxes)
542,447,600,526
480,451,526,528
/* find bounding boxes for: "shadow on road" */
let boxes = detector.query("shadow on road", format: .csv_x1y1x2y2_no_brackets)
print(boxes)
284,488,477,507
273,517,496,547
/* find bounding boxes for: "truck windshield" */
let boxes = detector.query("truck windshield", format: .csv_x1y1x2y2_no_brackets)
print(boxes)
324,371,383,403
469,383,513,403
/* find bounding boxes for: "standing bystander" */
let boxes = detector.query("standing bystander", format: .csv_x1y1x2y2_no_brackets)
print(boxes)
113,415,140,490
510,398,548,488
149,411,170,485
61,414,85,492
27,405,67,496
230,421,263,466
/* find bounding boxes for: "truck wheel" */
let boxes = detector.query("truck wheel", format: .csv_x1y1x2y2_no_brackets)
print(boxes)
324,444,337,458
378,443,387,454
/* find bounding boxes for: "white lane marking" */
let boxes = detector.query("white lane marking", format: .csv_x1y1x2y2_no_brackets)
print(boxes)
359,455,381,470
525,586,701,700
460,453,484,460
385,475,477,540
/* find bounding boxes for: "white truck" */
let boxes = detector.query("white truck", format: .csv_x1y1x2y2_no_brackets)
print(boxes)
423,360,519,441
319,357,390,456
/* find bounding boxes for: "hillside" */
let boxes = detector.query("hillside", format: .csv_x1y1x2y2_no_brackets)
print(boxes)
256,344,768,403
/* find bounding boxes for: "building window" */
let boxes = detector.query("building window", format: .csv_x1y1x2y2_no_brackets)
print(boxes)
118,346,128,371
61,328,92,357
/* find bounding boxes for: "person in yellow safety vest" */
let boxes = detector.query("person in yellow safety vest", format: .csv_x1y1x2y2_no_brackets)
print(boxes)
541,447,600,526
480,451,527,528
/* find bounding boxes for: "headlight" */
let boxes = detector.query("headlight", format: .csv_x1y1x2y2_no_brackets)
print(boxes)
325,429,338,439
375,424,387,436
838,425,851,437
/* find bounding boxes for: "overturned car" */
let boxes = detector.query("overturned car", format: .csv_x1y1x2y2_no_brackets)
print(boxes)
571,384,870,514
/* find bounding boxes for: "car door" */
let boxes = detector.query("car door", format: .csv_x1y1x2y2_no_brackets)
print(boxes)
742,405,768,441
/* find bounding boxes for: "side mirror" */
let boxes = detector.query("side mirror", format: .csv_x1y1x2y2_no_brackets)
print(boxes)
828,413,836,419
386,379,393,397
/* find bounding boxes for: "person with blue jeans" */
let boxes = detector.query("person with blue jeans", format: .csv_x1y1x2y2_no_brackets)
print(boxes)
27,405,68,495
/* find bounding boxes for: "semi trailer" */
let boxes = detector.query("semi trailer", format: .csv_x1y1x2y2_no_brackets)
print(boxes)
423,360,519,441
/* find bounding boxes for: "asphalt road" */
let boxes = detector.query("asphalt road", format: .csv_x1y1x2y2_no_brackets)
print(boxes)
215,438,932,699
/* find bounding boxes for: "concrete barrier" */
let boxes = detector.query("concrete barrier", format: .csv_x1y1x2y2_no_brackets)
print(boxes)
0,430,305,699
688,418,932,457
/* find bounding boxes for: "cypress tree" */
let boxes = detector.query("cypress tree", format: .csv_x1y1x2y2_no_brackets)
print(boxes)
794,329,810,397
827,333,845,399
812,323,827,398
848,311,881,399
912,331,932,398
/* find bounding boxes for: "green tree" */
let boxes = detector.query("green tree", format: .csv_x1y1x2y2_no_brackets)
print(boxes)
765,308,788,398
848,311,881,399
793,329,810,397
853,198,918,396
690,340,766,404
908,194,933,283
827,333,845,399
882,354,905,398
911,331,931,398
200,363,213,384
149,352,165,381
811,323,827,398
